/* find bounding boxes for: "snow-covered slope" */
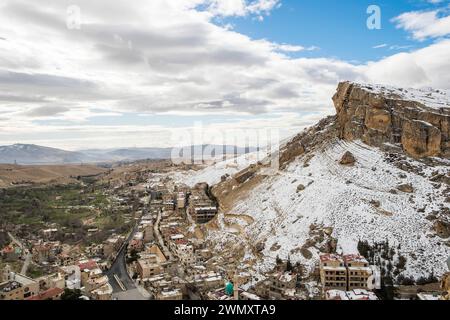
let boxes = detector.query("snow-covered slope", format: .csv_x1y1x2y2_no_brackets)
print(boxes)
178,82,450,283
183,137,449,282
355,82,450,111
172,149,268,187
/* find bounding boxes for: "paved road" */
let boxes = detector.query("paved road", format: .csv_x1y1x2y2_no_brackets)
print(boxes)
104,216,150,300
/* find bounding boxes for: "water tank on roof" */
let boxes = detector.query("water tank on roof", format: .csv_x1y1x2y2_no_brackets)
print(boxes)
225,282,234,296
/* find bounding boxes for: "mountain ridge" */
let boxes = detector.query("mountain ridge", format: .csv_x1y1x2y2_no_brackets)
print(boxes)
0,143,258,165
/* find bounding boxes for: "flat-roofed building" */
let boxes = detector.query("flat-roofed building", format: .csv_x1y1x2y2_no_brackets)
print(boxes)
320,254,347,290
1,272,39,299
344,254,372,291
0,281,24,300
156,288,182,300
137,255,164,279
268,272,298,299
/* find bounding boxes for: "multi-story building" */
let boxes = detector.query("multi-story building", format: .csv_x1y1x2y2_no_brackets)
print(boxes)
344,254,372,291
136,255,164,279
103,235,125,259
268,272,298,299
319,253,373,292
170,239,195,266
176,192,186,209
320,254,347,290
90,283,113,300
1,269,39,299
187,185,218,224
0,281,24,300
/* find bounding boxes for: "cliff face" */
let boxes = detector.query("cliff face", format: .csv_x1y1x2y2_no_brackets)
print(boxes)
333,82,450,159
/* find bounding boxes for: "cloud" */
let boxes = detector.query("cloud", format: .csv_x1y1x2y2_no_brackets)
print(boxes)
392,8,450,41
203,0,281,17
24,106,70,117
364,39,450,88
373,43,387,49
0,0,449,149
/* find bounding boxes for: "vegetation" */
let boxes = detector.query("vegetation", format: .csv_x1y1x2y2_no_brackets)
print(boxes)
61,288,83,300
0,182,132,245
126,249,139,264
26,264,46,278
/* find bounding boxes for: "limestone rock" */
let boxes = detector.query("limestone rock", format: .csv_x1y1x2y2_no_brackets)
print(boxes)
402,120,441,158
333,82,450,159
397,184,414,193
434,220,450,239
339,151,356,165
297,184,306,192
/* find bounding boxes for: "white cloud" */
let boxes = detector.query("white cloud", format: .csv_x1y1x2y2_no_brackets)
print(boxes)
195,0,281,17
0,0,449,149
392,8,450,41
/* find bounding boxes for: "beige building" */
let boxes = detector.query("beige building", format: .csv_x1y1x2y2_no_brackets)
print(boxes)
171,240,195,266
176,192,186,209
103,235,125,259
1,270,39,299
137,255,164,279
91,283,113,300
344,254,372,291
441,272,450,300
268,272,298,299
320,254,347,290
156,288,183,300
0,281,24,300
36,272,65,291
320,253,373,292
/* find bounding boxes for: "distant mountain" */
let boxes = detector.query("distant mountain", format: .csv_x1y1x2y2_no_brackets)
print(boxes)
0,144,88,165
0,144,257,165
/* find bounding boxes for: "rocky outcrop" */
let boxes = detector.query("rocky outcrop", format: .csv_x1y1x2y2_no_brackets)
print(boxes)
278,116,337,169
339,151,356,165
333,82,450,159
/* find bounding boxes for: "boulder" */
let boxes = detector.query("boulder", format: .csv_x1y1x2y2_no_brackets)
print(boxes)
397,184,414,193
434,220,450,239
340,151,356,165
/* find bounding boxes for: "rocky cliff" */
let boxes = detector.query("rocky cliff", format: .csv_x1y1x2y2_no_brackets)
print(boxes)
333,82,450,159
175,81,450,283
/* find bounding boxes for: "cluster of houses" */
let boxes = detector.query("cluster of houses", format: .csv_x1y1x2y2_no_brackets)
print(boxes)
126,177,262,300
0,230,128,300
0,258,113,300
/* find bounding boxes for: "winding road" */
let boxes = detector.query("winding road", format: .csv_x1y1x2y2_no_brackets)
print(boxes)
104,218,149,300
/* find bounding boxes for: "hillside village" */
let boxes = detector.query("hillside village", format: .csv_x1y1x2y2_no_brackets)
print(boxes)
1,82,450,301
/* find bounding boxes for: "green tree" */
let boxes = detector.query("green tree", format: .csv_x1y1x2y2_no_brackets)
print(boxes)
61,288,83,300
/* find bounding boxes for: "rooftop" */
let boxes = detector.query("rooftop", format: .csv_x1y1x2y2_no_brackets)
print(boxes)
320,254,344,263
25,287,64,300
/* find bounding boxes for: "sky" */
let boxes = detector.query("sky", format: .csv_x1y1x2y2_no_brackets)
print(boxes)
0,0,449,150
